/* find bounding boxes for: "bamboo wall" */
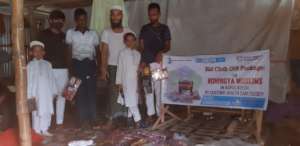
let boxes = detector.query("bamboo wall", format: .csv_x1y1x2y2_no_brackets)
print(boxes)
0,14,12,79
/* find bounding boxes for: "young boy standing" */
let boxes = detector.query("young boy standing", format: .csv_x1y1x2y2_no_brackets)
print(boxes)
27,41,58,136
116,33,145,128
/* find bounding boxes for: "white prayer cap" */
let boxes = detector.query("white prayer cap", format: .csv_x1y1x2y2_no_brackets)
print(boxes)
111,5,123,11
30,40,45,48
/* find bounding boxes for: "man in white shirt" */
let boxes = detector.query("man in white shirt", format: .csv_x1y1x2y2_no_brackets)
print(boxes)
66,8,99,128
100,5,134,123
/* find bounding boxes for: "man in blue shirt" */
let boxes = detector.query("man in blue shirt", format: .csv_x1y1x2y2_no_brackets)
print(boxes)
139,3,171,124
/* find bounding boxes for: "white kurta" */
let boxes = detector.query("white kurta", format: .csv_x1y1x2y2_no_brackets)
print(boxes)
116,48,141,107
27,59,58,116
145,63,162,116
53,69,69,125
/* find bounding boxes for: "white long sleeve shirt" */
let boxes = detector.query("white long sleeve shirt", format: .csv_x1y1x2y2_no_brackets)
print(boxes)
101,27,134,66
27,59,58,116
116,48,141,107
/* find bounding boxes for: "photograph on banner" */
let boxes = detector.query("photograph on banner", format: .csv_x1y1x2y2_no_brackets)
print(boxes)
161,50,270,110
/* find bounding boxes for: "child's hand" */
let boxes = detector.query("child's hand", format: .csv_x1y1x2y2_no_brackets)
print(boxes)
116,84,122,92
100,69,109,81
139,63,146,71
155,52,163,63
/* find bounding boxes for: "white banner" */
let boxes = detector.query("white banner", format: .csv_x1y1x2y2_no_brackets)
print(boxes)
162,50,270,110
126,0,292,103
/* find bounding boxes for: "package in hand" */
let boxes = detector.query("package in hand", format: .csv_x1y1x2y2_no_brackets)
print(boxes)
63,77,81,101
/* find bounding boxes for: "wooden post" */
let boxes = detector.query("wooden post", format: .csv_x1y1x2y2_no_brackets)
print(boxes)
152,104,182,130
255,110,264,145
185,106,193,120
12,0,32,145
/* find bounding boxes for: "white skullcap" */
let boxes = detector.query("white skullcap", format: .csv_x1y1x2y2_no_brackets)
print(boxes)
30,40,45,48
127,31,137,37
111,5,123,11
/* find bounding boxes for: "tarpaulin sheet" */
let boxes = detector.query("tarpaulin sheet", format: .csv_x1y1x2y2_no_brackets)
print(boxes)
125,0,293,103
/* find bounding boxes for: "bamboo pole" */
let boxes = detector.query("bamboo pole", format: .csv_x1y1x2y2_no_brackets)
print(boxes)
255,111,264,145
11,0,32,145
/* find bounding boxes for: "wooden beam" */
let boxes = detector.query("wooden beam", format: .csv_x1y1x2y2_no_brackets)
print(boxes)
52,1,92,9
12,0,32,145
0,44,12,48
25,0,92,7
0,0,9,5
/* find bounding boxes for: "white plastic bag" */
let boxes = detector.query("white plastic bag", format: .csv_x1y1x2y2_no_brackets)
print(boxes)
68,140,94,146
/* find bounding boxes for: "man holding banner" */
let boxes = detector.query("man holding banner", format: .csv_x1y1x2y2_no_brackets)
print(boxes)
139,3,171,123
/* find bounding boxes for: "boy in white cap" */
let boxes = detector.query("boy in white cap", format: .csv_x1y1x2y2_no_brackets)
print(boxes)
27,40,58,136
116,32,146,128
100,5,134,123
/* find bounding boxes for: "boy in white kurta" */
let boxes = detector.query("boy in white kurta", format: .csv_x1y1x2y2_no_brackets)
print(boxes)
116,33,146,128
27,41,58,136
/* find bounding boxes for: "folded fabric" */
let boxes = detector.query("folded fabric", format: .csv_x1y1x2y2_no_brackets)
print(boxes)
117,93,124,105
68,140,94,146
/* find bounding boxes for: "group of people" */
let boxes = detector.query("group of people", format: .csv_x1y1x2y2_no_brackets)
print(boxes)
27,2,171,136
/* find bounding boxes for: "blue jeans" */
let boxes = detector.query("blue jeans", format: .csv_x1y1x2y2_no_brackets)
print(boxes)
72,59,97,123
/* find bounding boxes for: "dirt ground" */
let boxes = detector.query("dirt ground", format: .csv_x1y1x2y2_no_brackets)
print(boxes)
264,118,300,146
2,81,300,146
40,104,300,146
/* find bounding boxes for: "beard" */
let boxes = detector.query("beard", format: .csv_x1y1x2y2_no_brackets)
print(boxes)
50,22,63,31
110,19,122,29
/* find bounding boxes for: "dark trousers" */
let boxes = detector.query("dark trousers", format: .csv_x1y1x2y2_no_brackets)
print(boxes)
107,65,127,120
0,98,16,130
72,59,97,123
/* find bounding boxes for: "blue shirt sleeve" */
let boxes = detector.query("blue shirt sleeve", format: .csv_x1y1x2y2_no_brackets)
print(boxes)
139,26,146,40
163,25,171,41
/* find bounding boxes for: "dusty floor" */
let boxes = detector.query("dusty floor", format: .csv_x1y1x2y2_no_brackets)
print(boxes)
40,106,300,146
42,82,300,146
264,118,300,146
1,98,300,146
1,81,300,146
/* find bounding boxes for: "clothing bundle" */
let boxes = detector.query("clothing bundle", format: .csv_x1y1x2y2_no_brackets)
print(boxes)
63,77,82,101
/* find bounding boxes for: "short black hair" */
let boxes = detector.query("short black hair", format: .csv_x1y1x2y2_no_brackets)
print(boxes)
148,3,160,13
49,10,65,20
124,32,136,41
74,8,87,20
